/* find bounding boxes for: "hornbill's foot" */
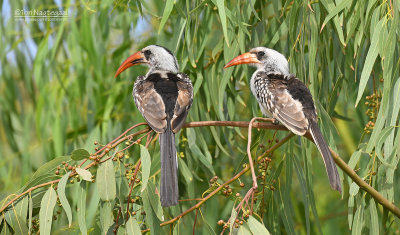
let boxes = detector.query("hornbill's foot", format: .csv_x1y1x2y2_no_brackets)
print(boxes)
272,118,280,125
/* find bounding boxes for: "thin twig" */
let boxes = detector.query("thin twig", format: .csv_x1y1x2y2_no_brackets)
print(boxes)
245,117,273,214
126,160,142,221
193,209,198,235
78,123,148,168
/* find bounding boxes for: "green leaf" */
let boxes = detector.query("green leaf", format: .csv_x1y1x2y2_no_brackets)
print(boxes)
146,181,164,221
71,149,90,161
57,171,73,227
14,196,28,225
77,181,87,235
215,0,229,46
247,216,270,235
4,209,28,235
229,205,237,233
369,199,379,235
352,203,364,235
76,168,94,181
22,156,71,192
28,192,33,233
140,145,151,192
158,0,174,34
321,0,353,31
141,187,161,234
238,224,252,235
39,186,57,235
193,71,204,97
293,156,311,234
355,18,384,106
319,0,346,45
96,160,116,201
348,151,362,170
375,126,396,168
126,215,142,235
100,201,114,234
348,195,355,229
349,182,360,196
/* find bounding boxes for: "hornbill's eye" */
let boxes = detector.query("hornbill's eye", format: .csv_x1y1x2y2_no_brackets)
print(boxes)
143,50,152,59
257,51,265,58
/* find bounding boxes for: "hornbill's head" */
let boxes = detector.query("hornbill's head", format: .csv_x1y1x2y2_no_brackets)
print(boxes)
224,47,289,75
114,45,179,78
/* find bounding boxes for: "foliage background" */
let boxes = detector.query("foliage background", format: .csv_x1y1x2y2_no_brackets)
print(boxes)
0,0,399,234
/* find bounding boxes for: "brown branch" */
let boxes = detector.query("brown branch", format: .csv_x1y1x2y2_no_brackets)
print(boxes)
2,120,400,222
329,148,400,218
183,120,287,131
0,179,60,213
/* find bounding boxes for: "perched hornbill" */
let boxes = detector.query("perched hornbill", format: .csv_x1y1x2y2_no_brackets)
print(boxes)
224,47,341,192
115,45,193,207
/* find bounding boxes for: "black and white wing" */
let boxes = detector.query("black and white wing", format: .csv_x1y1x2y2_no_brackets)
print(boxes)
253,72,310,135
171,73,193,133
133,75,167,133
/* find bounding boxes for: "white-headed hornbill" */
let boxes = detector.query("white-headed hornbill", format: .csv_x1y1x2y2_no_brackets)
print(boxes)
115,45,193,207
224,47,341,192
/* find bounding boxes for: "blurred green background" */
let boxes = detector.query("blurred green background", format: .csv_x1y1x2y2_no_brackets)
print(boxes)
1,0,399,234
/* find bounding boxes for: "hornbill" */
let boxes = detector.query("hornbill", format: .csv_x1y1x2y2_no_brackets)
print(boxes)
224,47,341,192
115,45,193,207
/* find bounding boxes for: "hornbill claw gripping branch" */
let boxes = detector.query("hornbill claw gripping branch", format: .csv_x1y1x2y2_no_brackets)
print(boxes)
225,47,342,193
115,45,193,207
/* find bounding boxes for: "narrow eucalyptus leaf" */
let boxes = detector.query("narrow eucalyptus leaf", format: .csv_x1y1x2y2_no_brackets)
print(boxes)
215,0,229,46
369,199,379,235
126,216,141,235
140,145,151,192
39,186,57,235
77,181,87,235
14,196,28,224
158,0,174,34
4,210,28,235
57,171,73,227
229,205,237,233
146,181,164,221
100,201,114,234
96,160,116,201
355,18,384,106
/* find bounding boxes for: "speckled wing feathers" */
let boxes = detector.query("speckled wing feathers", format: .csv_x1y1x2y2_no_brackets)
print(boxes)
171,73,193,133
133,75,167,133
253,72,310,135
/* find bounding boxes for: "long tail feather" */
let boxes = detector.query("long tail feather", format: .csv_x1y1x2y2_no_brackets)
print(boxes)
309,121,342,193
159,127,179,207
